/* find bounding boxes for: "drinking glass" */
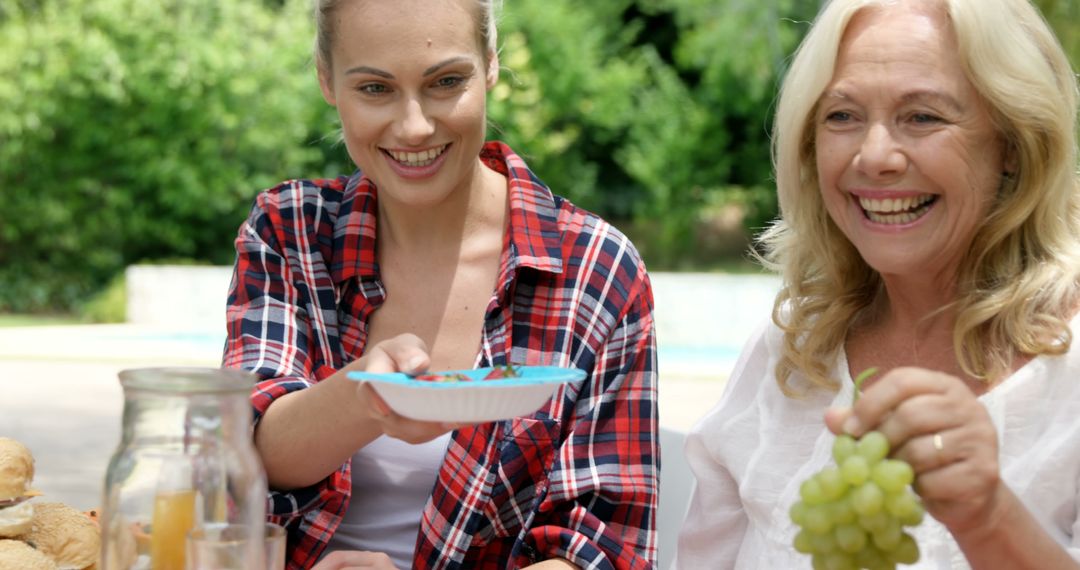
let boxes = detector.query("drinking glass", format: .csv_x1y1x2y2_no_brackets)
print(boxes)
186,523,286,570
99,367,268,570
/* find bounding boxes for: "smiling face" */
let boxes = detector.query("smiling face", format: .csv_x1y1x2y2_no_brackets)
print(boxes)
317,0,497,208
814,1,1009,284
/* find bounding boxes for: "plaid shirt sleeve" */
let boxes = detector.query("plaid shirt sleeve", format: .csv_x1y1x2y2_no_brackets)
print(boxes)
524,252,658,569
222,179,352,567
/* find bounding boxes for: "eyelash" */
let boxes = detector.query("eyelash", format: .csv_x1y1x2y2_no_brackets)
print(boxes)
824,111,852,123
821,111,945,125
354,75,468,97
909,113,943,124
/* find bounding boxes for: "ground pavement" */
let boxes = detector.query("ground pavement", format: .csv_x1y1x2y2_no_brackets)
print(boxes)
0,324,729,511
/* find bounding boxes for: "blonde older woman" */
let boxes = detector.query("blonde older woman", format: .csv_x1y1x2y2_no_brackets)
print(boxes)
676,0,1080,567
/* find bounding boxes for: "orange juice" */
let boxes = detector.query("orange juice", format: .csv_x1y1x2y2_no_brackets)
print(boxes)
150,489,196,570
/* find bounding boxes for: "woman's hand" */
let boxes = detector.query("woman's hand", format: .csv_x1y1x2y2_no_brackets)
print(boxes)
344,333,467,444
312,550,399,569
824,367,1005,535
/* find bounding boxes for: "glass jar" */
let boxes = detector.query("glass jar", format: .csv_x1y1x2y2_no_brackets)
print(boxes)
100,367,268,570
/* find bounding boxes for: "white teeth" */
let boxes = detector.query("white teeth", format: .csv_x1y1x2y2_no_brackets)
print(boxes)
857,194,935,224
387,145,447,167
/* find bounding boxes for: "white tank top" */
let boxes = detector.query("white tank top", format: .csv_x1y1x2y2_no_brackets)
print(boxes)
321,433,452,568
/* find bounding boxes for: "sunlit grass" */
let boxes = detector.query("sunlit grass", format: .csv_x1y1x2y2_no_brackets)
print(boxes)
0,314,80,328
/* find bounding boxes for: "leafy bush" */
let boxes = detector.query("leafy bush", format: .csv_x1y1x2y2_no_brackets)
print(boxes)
0,0,333,311
79,270,125,323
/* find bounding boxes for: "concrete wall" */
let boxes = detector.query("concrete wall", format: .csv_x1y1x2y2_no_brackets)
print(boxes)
650,272,779,349
125,265,235,330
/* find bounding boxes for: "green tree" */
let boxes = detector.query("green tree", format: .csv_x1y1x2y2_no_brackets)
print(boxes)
0,0,332,311
491,0,818,266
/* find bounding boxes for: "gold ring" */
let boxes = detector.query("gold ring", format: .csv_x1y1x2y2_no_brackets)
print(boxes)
932,433,944,454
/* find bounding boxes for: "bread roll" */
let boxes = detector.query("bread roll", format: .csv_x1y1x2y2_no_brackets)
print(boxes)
0,437,35,500
0,538,58,570
20,503,99,570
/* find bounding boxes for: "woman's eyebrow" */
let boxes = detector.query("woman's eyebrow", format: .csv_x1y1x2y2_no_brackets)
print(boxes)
343,56,473,79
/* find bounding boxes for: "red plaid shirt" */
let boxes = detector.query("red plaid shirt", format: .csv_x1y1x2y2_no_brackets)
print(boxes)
223,142,658,570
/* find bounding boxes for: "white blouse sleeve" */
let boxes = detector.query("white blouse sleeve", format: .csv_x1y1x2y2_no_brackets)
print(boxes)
673,318,775,568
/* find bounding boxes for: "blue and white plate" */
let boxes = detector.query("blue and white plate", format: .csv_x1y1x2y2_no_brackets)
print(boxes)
346,366,586,423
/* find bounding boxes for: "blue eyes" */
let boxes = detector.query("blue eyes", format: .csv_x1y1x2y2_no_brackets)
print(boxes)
355,76,467,96
910,113,942,124
433,76,465,89
822,111,944,125
358,84,388,95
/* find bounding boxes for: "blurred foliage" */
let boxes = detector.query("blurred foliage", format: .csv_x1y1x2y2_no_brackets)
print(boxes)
491,0,823,267
0,0,332,311
0,0,1077,312
79,269,125,322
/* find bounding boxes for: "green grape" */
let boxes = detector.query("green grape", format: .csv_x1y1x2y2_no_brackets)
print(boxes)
857,511,891,534
888,533,920,565
804,504,834,534
795,529,816,554
791,500,809,526
790,368,924,568
854,546,893,570
870,518,902,551
897,503,925,527
851,482,885,516
824,552,858,570
834,523,868,553
856,431,890,464
841,455,871,485
872,460,914,493
817,467,850,501
810,529,838,554
802,477,829,506
833,434,858,463
829,495,857,526
884,491,921,521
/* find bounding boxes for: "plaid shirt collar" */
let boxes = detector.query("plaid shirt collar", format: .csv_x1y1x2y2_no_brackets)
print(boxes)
330,141,564,286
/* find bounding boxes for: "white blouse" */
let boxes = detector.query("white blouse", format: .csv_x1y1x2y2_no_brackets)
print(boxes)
675,316,1080,569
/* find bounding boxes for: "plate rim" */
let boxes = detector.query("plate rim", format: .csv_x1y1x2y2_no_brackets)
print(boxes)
346,365,585,389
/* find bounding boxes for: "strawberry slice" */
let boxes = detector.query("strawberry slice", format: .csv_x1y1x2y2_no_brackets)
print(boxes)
414,372,471,382
483,365,519,379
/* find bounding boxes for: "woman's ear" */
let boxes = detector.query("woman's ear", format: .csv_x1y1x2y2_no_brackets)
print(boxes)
317,62,337,107
485,50,499,90
1003,139,1019,176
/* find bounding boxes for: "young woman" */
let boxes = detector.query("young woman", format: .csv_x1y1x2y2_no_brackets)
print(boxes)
222,1,658,569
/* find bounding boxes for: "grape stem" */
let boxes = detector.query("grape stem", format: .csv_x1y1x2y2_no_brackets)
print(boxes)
852,367,879,405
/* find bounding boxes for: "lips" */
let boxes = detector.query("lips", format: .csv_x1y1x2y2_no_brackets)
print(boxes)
383,144,449,167
856,193,937,225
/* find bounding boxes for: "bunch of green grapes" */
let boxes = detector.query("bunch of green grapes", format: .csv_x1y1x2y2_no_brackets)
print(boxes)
789,369,925,570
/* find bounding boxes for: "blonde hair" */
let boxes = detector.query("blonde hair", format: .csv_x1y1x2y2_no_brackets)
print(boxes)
313,0,501,69
759,0,1080,394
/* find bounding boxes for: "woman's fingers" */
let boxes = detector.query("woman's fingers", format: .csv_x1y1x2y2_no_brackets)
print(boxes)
360,382,394,416
823,406,851,435
313,550,399,569
843,367,954,437
871,392,960,449
359,383,465,444
358,333,430,374
825,366,1004,532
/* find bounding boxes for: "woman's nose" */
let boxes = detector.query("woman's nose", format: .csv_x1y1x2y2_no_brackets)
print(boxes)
854,123,908,179
395,97,435,144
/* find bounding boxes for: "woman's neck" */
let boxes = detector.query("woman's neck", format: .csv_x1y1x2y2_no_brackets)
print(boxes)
376,159,508,255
